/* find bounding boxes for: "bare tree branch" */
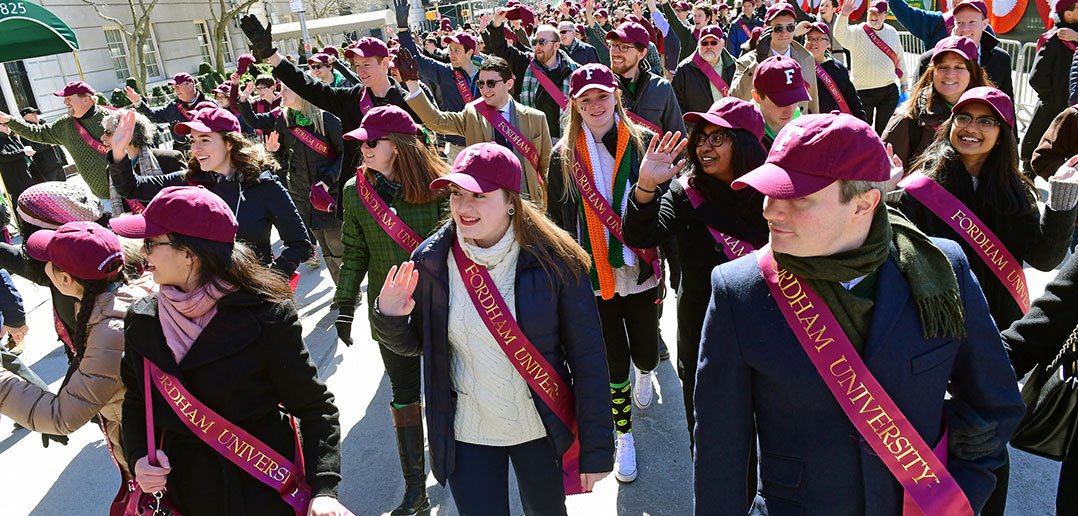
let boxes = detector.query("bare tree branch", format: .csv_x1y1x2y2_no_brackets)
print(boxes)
78,0,128,34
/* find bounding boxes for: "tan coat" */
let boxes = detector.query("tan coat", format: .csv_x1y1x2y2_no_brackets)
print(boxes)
0,276,154,478
407,90,552,209
729,40,820,115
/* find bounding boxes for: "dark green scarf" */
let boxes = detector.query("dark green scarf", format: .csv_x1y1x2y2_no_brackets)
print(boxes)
775,206,965,353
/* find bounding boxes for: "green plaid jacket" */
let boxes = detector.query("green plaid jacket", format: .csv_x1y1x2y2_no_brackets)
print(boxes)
335,172,446,339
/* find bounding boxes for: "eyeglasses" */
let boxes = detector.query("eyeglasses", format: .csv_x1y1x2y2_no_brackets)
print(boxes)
700,39,722,46
362,138,386,148
477,78,507,89
953,114,1002,130
611,42,636,53
772,23,797,33
102,129,114,137
806,36,830,44
256,86,273,92
694,131,729,148
142,240,176,254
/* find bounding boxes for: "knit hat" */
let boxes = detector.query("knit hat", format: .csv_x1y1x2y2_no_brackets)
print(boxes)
17,182,105,230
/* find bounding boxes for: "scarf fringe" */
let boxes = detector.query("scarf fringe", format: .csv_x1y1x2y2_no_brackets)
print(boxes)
917,291,967,341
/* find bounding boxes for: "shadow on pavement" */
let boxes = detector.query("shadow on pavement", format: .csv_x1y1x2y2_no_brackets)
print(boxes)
29,440,117,515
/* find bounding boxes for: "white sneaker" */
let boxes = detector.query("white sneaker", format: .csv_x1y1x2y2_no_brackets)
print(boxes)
614,433,638,482
633,368,655,409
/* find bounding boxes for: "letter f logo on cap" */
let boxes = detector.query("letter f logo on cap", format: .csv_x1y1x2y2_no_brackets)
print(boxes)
784,69,795,85
584,68,595,80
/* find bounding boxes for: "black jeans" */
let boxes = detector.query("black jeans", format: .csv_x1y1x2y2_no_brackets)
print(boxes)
448,438,566,516
857,83,900,134
377,341,422,406
1059,445,1078,515
596,286,660,384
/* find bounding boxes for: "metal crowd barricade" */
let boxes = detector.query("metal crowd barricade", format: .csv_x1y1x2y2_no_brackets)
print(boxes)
897,31,925,86
1013,41,1040,132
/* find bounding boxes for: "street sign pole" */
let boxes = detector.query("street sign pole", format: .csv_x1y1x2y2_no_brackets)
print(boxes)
289,0,311,55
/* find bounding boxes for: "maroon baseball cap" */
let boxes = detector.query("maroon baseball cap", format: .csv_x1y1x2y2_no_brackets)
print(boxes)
110,186,239,243
308,53,332,64
674,1,691,9
344,105,419,141
430,143,522,194
52,81,95,97
606,22,650,47
310,185,337,212
569,64,619,97
237,54,256,75
953,0,988,16
443,31,478,52
952,86,1015,128
322,45,340,58
175,107,241,135
764,3,795,22
27,221,124,280
807,21,831,39
344,37,390,59
684,97,766,141
167,73,195,86
1057,0,1078,14
753,56,809,108
596,7,609,17
576,23,586,35
868,0,888,12
932,36,977,62
732,114,890,199
699,25,726,41
440,17,453,31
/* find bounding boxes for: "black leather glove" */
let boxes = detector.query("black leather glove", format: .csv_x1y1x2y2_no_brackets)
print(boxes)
754,27,774,61
946,397,1000,461
240,15,277,60
396,49,420,83
395,0,411,29
335,304,356,347
41,432,69,448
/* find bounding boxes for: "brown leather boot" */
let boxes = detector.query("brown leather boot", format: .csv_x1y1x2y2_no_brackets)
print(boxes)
390,402,430,516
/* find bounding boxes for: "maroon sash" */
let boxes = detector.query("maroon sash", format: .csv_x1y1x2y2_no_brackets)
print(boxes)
54,309,75,354
691,52,730,97
736,19,752,39
677,176,755,260
450,240,584,495
75,119,108,155
1036,29,1078,52
472,98,542,173
862,24,903,79
146,360,319,516
287,125,337,159
354,169,423,252
897,172,1030,314
529,61,570,110
569,148,662,280
453,69,475,103
815,62,852,114
757,247,975,516
626,111,661,134
175,102,196,121
358,88,375,115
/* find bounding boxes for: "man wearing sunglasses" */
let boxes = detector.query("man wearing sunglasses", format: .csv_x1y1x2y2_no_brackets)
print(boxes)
606,22,687,137
558,21,601,65
673,25,739,119
403,56,551,207
126,72,219,154
488,8,580,140
833,0,908,133
307,53,354,88
731,3,820,115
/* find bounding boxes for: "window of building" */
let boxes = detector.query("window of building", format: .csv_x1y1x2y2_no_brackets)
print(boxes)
104,28,130,82
142,26,163,79
195,21,235,65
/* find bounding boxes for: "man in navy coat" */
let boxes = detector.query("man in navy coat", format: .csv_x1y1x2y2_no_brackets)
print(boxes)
693,113,1024,515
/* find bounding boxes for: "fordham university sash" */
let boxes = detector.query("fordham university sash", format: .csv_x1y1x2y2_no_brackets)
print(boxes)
354,169,423,252
287,125,337,159
450,240,584,495
175,102,196,121
75,119,108,155
815,62,852,114
692,52,730,97
736,18,752,38
677,176,755,260
529,61,570,110
626,111,661,134
756,248,975,516
897,172,1030,314
358,88,375,115
454,69,475,103
472,98,541,173
569,148,662,280
145,360,318,516
862,24,903,79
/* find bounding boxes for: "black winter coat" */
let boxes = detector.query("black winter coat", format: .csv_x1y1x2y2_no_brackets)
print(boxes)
672,50,738,118
370,224,615,484
888,165,1076,329
136,92,218,147
110,165,312,275
816,57,868,122
237,105,344,229
916,31,1014,101
121,291,341,516
1022,21,1078,166
617,61,687,136
488,24,578,139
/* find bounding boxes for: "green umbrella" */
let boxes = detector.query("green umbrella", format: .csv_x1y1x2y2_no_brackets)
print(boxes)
0,1,79,62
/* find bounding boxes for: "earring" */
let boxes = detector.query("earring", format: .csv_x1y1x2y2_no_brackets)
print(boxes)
507,206,516,216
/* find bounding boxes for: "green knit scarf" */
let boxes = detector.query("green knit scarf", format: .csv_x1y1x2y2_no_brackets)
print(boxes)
775,206,966,353
289,108,312,127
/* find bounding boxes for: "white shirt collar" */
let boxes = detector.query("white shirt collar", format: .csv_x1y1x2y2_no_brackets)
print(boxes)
771,46,792,58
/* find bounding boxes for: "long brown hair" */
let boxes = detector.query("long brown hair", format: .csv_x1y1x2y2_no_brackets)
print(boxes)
905,57,991,120
556,92,647,203
185,132,279,183
367,132,448,204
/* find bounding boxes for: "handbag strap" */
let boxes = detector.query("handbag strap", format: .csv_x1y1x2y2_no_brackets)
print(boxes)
1046,324,1078,376
144,358,157,467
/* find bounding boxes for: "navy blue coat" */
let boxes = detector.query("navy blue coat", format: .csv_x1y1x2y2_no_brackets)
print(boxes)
694,238,1024,515
371,223,614,484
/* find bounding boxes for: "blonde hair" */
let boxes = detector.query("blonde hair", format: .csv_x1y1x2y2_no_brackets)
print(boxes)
281,84,327,135
556,92,647,203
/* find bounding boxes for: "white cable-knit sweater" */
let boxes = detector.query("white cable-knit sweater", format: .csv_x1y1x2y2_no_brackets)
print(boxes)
447,224,547,446
832,14,908,91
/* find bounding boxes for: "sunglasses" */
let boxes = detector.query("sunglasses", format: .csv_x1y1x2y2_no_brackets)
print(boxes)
102,129,114,137
311,64,329,70
700,39,722,46
477,78,507,89
559,29,573,34
953,114,1002,130
535,38,554,46
362,138,386,148
772,23,797,33
694,131,729,148
142,240,177,255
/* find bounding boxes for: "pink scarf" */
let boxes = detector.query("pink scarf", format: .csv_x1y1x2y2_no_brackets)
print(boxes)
158,281,236,363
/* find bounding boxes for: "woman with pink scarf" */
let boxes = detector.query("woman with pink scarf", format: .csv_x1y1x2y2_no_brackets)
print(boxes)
111,186,348,516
